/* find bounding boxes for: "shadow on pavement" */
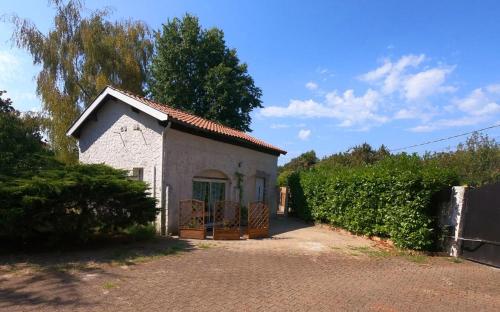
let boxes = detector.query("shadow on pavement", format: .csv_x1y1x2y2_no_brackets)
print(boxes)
0,237,195,310
270,215,313,236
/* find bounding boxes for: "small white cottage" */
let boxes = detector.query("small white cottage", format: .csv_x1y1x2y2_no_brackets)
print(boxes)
67,86,286,235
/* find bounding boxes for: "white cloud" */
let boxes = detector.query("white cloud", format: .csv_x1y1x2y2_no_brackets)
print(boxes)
360,54,425,94
270,123,290,129
408,85,500,131
409,116,484,132
0,48,41,112
359,54,455,101
453,86,500,116
305,81,318,90
298,129,311,140
261,88,388,129
0,50,21,85
404,67,456,100
263,54,500,133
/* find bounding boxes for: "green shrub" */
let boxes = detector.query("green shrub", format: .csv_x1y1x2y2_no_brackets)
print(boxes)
124,224,157,241
0,164,158,245
288,154,457,250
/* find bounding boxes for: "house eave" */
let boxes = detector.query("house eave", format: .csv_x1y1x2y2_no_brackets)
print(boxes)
66,87,169,137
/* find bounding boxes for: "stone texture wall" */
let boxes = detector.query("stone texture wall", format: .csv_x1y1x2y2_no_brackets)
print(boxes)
78,99,165,228
76,98,280,235
163,129,279,234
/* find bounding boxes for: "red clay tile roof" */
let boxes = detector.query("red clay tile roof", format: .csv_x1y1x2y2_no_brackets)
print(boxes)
107,86,286,155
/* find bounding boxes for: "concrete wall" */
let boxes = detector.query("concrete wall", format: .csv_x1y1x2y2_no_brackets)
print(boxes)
163,129,279,234
438,186,467,257
78,99,165,228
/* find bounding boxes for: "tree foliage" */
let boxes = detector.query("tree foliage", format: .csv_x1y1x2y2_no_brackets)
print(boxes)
281,136,499,250
319,143,390,168
0,91,157,246
149,14,262,132
287,155,458,250
424,132,500,186
0,90,49,175
10,0,153,163
0,164,157,245
277,150,318,186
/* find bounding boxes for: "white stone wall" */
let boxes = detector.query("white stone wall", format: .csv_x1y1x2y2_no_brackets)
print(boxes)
76,98,280,235
78,99,164,228
163,129,279,234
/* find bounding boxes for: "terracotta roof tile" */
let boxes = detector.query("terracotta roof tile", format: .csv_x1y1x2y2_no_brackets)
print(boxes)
107,86,286,155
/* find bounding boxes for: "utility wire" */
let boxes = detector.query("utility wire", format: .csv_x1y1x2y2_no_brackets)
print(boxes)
390,123,500,152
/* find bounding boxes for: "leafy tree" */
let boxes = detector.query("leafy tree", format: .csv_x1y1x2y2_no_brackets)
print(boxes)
9,0,153,163
0,90,48,175
149,14,262,132
424,132,500,186
277,151,318,186
279,150,319,173
320,143,390,168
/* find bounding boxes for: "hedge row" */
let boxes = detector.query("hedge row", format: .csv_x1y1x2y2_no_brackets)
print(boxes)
0,164,158,246
287,155,457,250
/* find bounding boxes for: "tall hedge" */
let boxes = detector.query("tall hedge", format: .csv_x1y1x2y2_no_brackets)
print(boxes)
288,155,457,250
0,164,158,245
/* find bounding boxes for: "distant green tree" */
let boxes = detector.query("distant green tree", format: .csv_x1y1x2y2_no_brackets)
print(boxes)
0,90,48,175
10,0,153,163
277,151,318,186
319,143,390,168
149,14,262,132
425,132,500,186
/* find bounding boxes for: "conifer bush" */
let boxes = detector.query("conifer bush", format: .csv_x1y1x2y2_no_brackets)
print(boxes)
0,164,158,245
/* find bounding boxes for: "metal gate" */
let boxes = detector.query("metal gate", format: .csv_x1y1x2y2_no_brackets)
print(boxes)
461,182,500,267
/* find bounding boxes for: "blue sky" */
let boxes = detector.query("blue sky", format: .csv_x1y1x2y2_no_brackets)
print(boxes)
2,0,500,164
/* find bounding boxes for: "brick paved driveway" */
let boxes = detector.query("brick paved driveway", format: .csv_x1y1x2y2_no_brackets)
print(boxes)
1,217,499,311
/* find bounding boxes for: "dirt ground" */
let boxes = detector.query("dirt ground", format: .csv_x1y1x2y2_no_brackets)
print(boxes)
1,217,499,311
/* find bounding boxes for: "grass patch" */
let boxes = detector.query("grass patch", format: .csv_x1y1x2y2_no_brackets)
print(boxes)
197,243,216,249
50,262,96,272
109,244,186,266
398,251,428,264
344,245,428,263
448,257,463,264
103,281,116,289
347,246,392,258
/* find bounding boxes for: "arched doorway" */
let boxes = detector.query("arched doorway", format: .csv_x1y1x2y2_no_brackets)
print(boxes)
192,169,229,233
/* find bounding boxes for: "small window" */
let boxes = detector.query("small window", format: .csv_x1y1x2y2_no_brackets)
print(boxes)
131,167,144,181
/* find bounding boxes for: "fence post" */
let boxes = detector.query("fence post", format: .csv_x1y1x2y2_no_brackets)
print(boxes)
450,186,467,257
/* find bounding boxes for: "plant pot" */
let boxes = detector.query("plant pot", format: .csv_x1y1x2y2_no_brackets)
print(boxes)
179,228,205,239
213,228,240,240
248,227,269,239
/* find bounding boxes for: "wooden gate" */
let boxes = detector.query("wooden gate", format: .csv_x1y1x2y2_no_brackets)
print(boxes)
248,202,269,239
278,187,288,215
213,201,240,240
460,182,500,267
179,199,206,239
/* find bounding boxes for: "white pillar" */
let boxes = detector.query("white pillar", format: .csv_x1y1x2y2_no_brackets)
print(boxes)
450,186,467,257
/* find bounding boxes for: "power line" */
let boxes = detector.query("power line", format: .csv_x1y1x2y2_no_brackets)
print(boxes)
390,123,500,152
